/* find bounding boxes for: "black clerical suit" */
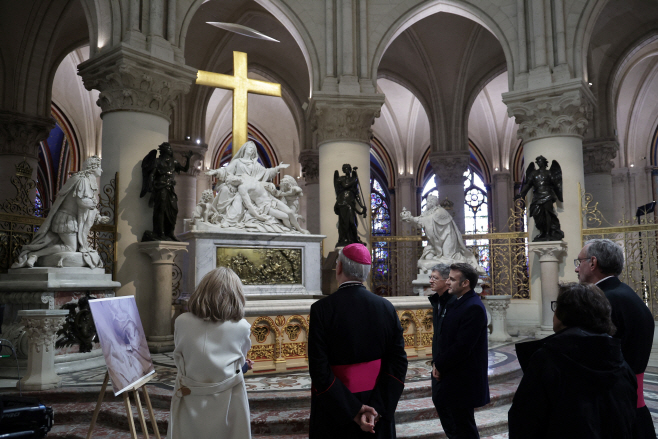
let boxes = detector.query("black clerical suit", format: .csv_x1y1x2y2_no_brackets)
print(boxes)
433,290,490,439
428,290,458,437
597,276,656,439
308,282,408,439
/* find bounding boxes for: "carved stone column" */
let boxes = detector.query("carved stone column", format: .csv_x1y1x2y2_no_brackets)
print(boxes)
583,139,618,225
309,94,384,253
492,171,513,231
529,242,567,335
78,45,196,327
299,150,320,235
429,151,469,233
17,309,68,390
0,111,54,210
483,295,512,342
170,141,207,236
504,80,594,283
395,177,418,236
138,241,189,352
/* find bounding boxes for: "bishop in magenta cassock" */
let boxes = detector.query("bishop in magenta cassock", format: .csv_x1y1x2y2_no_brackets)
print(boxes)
308,243,408,438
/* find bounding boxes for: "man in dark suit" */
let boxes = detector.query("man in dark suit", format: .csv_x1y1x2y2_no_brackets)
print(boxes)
576,238,656,439
308,243,408,438
433,262,489,439
428,263,458,436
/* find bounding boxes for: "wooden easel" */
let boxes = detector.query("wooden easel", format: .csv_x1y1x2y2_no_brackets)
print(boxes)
87,371,161,439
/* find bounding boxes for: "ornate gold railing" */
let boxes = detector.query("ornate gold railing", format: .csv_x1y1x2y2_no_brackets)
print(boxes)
370,230,530,299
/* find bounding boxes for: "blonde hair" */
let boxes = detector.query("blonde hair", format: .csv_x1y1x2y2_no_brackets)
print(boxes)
188,267,245,322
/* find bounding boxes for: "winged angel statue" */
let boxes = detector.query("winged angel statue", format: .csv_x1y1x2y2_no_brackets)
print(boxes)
515,155,564,242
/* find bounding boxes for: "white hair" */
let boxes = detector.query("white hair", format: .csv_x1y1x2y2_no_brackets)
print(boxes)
338,248,371,282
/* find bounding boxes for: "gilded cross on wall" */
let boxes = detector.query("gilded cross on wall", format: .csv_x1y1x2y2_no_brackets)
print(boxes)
196,51,282,156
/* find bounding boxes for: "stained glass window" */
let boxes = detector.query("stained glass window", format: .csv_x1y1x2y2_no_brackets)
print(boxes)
371,177,391,236
370,176,391,296
464,168,489,234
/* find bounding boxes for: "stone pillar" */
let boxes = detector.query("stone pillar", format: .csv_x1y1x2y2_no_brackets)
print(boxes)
429,151,469,233
78,46,196,332
17,309,68,390
310,96,384,255
483,295,512,342
395,177,418,236
529,242,567,335
611,169,629,225
299,150,320,235
170,141,207,236
505,80,594,284
0,112,54,210
138,241,189,352
492,171,513,231
583,139,618,226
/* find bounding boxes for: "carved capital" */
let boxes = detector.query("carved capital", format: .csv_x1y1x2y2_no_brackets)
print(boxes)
138,241,189,265
309,95,384,145
0,111,54,158
503,80,594,142
429,151,469,186
582,139,618,175
78,46,197,122
529,241,568,262
298,150,319,184
484,295,511,318
19,311,68,354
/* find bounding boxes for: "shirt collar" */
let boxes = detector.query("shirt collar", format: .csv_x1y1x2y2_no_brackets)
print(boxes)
595,276,615,285
338,281,363,290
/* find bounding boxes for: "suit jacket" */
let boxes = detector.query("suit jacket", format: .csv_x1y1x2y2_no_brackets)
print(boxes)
308,283,408,439
429,291,457,363
598,277,654,375
434,290,490,408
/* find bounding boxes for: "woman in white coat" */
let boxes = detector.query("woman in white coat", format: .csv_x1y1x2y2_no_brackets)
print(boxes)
167,267,252,439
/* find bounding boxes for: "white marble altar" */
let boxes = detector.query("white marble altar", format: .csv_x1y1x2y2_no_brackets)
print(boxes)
180,230,324,297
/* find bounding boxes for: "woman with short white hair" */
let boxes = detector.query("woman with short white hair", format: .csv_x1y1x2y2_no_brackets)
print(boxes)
167,267,252,439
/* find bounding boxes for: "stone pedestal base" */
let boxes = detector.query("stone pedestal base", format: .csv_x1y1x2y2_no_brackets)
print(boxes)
483,295,512,342
529,241,567,333
139,241,189,353
0,267,120,292
17,309,68,390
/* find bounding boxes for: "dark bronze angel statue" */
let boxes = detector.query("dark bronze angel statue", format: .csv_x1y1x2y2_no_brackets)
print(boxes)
334,164,367,247
140,142,193,242
515,155,564,242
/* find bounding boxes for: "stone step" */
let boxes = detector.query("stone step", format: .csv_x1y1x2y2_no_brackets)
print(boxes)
395,403,511,439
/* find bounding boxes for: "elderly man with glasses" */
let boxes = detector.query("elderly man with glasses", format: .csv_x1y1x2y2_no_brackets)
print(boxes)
427,264,458,437
575,239,656,439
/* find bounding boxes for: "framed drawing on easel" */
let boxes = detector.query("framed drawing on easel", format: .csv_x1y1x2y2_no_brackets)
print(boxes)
87,296,159,438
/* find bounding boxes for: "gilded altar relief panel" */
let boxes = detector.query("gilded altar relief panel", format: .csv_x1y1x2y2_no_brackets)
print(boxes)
216,247,302,285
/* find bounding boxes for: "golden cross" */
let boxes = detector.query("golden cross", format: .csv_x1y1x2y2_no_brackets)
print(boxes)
196,51,281,156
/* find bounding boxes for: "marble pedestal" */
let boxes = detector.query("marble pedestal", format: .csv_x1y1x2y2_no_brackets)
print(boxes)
0,267,119,375
180,230,325,298
529,241,567,336
483,295,512,342
17,309,69,390
138,241,189,353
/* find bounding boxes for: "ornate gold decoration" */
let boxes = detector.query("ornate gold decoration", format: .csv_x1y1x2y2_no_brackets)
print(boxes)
253,326,270,343
579,183,611,229
421,315,433,331
275,315,286,327
421,333,433,346
196,52,281,155
247,344,275,361
282,342,307,358
285,324,301,341
1,160,37,217
15,159,33,178
216,247,302,285
403,334,416,347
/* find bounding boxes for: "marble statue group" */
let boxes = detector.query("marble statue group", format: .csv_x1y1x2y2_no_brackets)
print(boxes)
194,141,309,234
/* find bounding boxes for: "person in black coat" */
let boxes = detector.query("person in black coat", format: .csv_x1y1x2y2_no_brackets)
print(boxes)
509,283,637,439
576,239,656,439
308,243,408,438
433,263,490,439
427,263,458,436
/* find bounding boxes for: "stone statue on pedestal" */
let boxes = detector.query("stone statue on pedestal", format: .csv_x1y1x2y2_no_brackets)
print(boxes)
140,142,193,242
334,164,367,247
401,194,483,274
515,155,564,242
199,141,309,234
12,156,110,269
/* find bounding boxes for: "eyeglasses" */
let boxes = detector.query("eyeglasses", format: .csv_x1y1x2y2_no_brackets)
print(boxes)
429,275,443,281
551,301,557,312
573,257,592,268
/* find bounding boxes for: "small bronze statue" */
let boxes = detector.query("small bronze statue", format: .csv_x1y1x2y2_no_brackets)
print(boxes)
334,164,367,248
140,142,193,242
515,155,564,242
